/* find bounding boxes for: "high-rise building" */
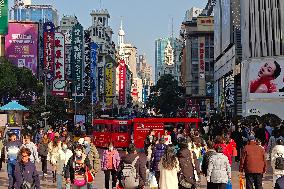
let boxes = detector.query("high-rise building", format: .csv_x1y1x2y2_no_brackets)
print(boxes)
213,0,242,117
155,37,183,84
180,3,215,117
89,9,117,109
12,4,59,26
240,0,284,119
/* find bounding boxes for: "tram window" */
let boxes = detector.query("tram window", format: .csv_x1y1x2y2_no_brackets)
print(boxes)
119,125,128,133
94,124,106,132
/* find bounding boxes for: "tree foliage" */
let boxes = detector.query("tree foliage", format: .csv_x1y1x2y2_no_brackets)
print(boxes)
146,74,185,116
0,58,43,106
28,95,67,124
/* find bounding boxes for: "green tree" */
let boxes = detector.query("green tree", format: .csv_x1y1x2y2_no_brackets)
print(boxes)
146,74,185,116
28,95,67,124
0,58,43,106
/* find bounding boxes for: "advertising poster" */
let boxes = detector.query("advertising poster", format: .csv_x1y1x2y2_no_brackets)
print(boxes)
248,58,284,99
43,22,55,80
90,42,98,102
5,22,38,75
0,0,8,34
98,67,104,99
74,114,85,125
52,32,66,96
119,60,126,106
71,23,84,95
105,62,113,107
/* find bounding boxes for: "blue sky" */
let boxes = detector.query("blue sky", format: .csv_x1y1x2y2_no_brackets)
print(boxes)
9,0,207,71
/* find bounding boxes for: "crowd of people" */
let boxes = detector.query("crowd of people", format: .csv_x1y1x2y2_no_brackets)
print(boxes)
0,119,283,189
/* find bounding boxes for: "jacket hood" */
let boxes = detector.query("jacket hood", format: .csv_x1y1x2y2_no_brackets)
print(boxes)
122,153,139,164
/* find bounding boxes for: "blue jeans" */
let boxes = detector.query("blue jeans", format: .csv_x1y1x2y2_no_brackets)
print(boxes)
56,174,63,189
7,161,16,189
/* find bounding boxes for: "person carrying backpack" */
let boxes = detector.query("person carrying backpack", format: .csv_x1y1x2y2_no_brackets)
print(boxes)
271,139,284,185
118,143,147,189
101,142,120,189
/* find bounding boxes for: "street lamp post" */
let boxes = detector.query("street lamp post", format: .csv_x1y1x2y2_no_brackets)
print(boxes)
74,85,77,125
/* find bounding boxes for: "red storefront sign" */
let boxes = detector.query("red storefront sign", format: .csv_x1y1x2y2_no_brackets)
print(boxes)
119,60,126,106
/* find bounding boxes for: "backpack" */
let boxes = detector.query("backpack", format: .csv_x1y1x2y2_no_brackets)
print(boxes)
121,156,140,189
275,153,284,170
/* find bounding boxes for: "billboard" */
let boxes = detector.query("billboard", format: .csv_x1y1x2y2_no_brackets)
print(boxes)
248,58,284,99
0,0,8,34
5,22,38,75
71,23,84,95
119,60,126,106
197,16,214,31
105,62,114,107
84,30,91,92
90,42,98,102
52,32,66,96
221,0,231,51
43,22,55,80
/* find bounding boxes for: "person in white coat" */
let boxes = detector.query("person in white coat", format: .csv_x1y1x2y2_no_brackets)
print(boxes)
271,139,284,185
159,144,180,189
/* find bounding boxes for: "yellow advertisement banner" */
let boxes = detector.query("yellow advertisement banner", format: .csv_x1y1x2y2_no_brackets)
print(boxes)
105,62,113,107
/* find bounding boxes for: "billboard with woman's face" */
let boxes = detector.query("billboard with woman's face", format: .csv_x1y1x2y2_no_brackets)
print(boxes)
249,58,284,99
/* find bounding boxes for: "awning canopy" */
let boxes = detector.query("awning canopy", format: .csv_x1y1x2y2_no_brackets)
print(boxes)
0,100,29,111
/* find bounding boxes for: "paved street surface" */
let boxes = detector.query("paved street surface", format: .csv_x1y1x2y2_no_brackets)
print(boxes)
0,149,274,188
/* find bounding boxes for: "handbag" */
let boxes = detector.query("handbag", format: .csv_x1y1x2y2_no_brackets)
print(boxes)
86,167,95,183
20,165,35,189
148,172,158,189
74,174,86,187
179,173,194,189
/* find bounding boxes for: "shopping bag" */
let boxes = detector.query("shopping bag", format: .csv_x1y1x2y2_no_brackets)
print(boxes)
148,172,158,189
233,147,238,157
226,181,232,189
239,176,245,189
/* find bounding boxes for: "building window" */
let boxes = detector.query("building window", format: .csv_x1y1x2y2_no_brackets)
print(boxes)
205,61,210,72
191,37,198,48
71,22,74,25
192,48,198,60
62,22,66,25
98,17,102,24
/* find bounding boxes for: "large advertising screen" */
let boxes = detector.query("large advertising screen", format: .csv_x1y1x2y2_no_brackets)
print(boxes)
248,57,284,99
5,22,38,75
0,0,8,35
221,0,231,51
214,0,221,59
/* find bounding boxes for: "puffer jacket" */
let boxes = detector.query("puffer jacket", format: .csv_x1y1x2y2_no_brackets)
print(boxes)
151,143,166,172
207,153,231,184
275,175,284,189
271,145,284,176
101,149,120,171
178,148,200,185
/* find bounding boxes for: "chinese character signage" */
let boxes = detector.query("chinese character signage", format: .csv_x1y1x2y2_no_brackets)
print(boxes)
0,0,8,35
105,62,114,107
119,60,126,106
5,22,38,75
197,16,214,31
98,67,104,99
90,42,98,102
43,22,55,80
71,23,84,95
84,30,91,92
52,32,66,96
199,37,205,79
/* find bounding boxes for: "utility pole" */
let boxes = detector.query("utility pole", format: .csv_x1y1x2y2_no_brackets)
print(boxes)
44,73,47,128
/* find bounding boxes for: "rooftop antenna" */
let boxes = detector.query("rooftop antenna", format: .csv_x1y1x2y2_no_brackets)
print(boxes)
171,17,174,39
99,0,102,9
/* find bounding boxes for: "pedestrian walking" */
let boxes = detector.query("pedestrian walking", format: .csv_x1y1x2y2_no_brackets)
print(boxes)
48,136,62,182
144,129,157,164
271,139,284,185
61,141,73,189
5,132,22,189
239,135,266,189
163,130,172,145
38,133,49,180
177,137,200,189
151,138,166,183
207,146,231,189
101,142,121,189
13,147,41,189
158,144,180,189
118,143,147,189
21,134,40,164
65,144,92,189
34,128,44,144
